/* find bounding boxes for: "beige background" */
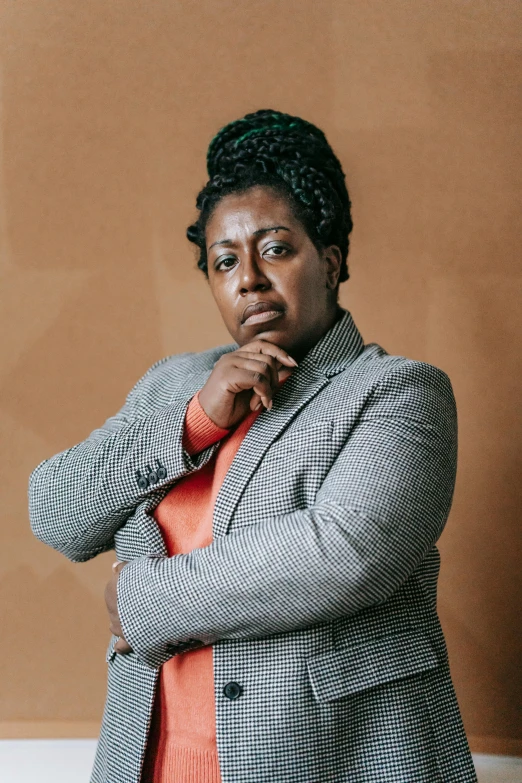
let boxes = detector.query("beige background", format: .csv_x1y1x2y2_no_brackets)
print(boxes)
0,0,520,755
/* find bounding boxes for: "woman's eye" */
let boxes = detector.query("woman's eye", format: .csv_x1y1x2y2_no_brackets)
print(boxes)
264,244,288,257
216,256,237,270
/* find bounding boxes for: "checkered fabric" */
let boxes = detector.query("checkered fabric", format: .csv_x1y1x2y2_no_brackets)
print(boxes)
29,309,477,783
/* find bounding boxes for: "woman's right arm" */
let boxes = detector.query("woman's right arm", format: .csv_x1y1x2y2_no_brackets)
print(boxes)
28,354,222,563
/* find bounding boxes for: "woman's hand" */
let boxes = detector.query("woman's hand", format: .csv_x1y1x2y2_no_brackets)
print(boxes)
104,560,133,654
198,339,298,429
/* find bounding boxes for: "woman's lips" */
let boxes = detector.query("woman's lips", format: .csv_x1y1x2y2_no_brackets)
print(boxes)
243,309,284,326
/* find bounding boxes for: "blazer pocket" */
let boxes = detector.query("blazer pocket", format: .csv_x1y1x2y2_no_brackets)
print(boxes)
267,419,334,460
306,630,439,703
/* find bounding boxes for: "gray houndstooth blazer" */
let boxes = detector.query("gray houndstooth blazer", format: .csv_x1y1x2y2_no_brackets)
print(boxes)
29,309,477,783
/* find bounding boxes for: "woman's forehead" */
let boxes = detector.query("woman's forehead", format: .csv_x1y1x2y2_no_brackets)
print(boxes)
206,186,302,240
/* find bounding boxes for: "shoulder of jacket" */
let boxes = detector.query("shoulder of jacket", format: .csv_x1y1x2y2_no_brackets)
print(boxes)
337,342,453,396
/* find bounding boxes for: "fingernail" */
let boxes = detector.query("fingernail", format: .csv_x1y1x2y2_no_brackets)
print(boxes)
254,402,262,411
288,357,298,367
112,561,121,572
267,400,273,410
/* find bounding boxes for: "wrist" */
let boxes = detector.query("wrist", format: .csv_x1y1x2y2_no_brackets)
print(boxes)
183,391,230,455
197,387,231,430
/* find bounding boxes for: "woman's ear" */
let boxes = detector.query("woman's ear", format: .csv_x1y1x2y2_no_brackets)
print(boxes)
323,245,342,290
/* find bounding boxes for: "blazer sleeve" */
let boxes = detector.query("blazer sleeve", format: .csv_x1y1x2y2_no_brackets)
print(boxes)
117,359,458,668
28,356,223,562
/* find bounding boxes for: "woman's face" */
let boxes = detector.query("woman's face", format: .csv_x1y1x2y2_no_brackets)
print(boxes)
205,185,342,359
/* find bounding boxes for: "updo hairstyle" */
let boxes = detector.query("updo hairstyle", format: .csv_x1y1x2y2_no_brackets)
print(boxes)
186,109,353,284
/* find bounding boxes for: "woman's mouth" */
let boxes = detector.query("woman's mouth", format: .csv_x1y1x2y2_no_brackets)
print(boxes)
243,309,284,326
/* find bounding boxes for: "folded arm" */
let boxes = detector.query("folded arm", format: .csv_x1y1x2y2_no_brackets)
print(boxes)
117,361,458,668
28,356,227,562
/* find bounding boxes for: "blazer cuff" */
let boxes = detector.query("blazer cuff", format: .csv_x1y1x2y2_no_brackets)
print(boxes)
117,555,218,669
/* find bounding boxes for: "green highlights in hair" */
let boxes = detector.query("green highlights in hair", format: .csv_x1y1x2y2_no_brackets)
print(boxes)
233,121,299,148
206,113,302,170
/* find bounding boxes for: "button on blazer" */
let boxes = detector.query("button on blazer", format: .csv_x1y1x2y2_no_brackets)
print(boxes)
29,309,477,783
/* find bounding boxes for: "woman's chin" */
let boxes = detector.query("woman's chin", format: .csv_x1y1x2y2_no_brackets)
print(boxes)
240,323,291,346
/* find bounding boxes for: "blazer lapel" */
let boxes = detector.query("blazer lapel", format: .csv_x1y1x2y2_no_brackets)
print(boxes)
212,308,364,538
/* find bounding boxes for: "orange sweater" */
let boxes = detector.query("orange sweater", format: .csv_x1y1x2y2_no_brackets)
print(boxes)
141,391,263,783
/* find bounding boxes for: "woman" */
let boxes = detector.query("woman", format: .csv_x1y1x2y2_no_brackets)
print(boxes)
29,110,477,783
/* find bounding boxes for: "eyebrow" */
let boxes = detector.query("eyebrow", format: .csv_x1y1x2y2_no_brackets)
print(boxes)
208,225,291,251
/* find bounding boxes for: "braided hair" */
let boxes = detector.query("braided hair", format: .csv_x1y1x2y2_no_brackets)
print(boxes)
187,109,352,284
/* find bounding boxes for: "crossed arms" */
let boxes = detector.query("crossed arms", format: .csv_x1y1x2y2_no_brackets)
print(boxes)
29,357,457,669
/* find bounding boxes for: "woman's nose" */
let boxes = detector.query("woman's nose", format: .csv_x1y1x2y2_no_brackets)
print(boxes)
238,253,270,292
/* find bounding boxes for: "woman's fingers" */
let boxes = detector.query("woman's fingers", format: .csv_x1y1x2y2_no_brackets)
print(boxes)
249,391,262,411
249,372,291,411
234,349,295,411
232,351,280,389
232,355,279,398
108,561,133,654
236,364,285,409
278,367,294,383
233,346,297,378
245,339,298,368
198,339,298,429
114,637,133,654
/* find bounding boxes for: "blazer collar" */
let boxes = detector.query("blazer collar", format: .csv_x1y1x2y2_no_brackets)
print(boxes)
297,307,364,379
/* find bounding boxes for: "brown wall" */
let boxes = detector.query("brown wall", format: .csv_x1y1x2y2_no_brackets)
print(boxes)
0,0,520,754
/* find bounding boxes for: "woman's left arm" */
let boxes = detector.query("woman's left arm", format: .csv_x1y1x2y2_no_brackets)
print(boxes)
117,360,458,668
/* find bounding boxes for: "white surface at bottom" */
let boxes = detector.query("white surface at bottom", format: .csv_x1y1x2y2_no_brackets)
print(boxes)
0,740,97,782
0,740,521,782
474,754,522,783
